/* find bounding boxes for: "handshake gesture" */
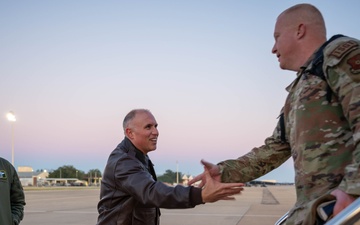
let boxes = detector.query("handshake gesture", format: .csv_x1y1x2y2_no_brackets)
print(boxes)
189,159,244,203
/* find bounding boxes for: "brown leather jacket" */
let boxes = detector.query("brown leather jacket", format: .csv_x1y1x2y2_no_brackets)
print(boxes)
97,137,203,225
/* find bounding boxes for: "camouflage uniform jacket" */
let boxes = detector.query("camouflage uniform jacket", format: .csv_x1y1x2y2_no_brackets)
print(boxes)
218,35,360,225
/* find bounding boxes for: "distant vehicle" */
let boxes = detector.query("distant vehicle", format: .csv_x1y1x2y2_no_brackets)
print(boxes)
71,180,87,186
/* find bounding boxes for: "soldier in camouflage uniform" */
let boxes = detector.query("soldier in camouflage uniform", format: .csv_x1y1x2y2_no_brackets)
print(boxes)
189,3,360,225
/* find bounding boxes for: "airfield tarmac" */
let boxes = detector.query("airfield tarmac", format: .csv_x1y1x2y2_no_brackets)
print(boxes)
21,185,296,225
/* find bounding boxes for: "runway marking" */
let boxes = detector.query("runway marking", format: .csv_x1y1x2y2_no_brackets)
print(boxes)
262,188,279,205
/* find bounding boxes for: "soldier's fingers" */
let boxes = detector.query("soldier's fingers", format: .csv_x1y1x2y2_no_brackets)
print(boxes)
188,173,204,185
201,159,215,170
198,180,205,188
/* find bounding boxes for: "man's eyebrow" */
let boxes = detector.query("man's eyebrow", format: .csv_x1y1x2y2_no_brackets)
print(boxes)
144,123,154,127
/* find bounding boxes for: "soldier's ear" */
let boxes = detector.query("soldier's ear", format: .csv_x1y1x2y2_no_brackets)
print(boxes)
297,23,306,39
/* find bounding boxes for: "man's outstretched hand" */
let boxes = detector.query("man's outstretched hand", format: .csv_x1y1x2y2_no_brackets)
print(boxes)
188,159,222,188
201,168,244,203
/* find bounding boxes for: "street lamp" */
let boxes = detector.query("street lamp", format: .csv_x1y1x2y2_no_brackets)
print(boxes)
176,161,179,184
6,111,16,166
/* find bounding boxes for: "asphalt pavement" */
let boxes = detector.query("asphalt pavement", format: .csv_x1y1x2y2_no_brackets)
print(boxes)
21,185,296,225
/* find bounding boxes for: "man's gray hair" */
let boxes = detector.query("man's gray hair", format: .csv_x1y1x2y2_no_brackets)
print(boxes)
123,109,151,131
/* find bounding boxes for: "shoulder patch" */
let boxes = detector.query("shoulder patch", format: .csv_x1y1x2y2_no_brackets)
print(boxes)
0,170,7,180
347,54,360,74
330,40,358,58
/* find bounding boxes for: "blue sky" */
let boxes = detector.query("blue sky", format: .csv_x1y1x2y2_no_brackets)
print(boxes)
1,1,359,182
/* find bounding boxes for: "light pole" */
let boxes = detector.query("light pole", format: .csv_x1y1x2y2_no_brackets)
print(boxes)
176,161,179,184
6,111,16,166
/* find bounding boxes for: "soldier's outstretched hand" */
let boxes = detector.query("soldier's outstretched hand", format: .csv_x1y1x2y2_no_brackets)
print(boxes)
201,168,244,203
188,159,222,188
331,189,356,216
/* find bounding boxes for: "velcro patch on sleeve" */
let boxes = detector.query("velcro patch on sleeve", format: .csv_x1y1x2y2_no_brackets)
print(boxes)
347,54,360,74
0,170,7,180
330,40,358,58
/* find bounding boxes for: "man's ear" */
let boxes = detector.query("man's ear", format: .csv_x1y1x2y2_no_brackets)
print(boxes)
297,23,306,39
125,128,134,139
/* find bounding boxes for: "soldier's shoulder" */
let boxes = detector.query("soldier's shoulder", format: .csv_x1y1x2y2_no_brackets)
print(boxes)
323,36,360,66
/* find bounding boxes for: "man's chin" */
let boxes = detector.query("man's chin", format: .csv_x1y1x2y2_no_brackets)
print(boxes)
149,147,157,152
279,62,286,70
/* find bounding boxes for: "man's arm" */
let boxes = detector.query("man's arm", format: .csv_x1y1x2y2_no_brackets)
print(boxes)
10,168,25,225
219,135,291,183
116,156,243,209
189,116,292,185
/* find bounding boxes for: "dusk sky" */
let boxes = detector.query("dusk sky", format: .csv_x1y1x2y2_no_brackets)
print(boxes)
1,1,359,182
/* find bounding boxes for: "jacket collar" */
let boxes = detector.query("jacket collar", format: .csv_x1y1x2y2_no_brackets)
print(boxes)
122,137,148,166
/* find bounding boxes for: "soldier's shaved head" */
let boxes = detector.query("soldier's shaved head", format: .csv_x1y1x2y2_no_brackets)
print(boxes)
278,3,326,37
272,3,327,71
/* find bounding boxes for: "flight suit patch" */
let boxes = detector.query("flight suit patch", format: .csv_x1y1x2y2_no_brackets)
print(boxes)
347,54,360,74
330,40,358,58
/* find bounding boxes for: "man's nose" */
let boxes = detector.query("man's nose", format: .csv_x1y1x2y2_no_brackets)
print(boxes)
152,127,159,135
271,44,277,54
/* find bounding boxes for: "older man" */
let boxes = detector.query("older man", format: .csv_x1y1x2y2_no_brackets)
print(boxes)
97,109,243,225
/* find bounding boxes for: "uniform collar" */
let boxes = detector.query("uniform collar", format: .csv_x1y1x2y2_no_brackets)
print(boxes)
285,44,323,93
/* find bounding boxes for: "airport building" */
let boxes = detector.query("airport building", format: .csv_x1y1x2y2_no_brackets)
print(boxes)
17,166,49,186
17,166,100,187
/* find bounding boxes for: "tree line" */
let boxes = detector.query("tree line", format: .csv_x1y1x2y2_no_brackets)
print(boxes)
47,165,186,184
48,165,102,181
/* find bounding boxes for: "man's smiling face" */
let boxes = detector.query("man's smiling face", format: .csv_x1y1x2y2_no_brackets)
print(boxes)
127,111,159,154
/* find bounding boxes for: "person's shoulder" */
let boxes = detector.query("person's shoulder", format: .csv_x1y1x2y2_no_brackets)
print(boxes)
323,35,360,83
0,157,8,163
109,145,134,160
109,143,139,164
0,157,12,168
323,35,360,66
